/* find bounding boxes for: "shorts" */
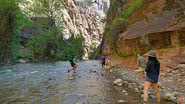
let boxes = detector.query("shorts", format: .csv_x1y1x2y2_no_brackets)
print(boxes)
71,63,76,67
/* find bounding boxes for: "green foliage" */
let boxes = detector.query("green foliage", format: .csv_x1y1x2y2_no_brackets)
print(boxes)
27,0,66,33
112,0,120,8
0,0,30,63
28,28,57,61
27,0,85,62
28,30,84,61
55,35,84,61
104,0,144,52
117,0,144,24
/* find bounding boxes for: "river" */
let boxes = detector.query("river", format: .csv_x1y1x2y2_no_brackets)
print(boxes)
0,60,174,104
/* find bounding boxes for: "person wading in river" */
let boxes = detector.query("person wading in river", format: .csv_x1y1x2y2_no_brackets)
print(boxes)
143,50,160,104
68,59,77,76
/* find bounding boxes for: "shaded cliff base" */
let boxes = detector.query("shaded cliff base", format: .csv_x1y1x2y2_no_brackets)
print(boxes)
111,46,185,72
108,46,185,103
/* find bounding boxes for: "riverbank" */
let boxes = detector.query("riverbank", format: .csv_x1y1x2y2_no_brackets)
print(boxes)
107,65,185,103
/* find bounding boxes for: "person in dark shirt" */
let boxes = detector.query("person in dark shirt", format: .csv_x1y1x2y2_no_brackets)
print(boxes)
143,50,160,103
101,55,106,67
68,59,77,75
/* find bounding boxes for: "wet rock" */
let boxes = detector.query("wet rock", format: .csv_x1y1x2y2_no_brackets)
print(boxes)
160,73,167,77
122,90,127,93
164,93,176,101
141,94,144,98
139,86,143,89
75,101,83,104
117,83,123,86
89,70,98,75
123,81,128,84
178,64,185,68
19,59,26,64
78,76,82,78
135,88,139,93
125,93,128,96
128,85,132,88
113,79,123,86
182,81,185,86
68,76,74,80
117,100,126,103
48,78,52,80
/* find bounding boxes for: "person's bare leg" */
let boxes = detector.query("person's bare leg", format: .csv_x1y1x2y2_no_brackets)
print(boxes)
73,65,77,75
144,81,151,102
68,67,74,73
152,83,160,103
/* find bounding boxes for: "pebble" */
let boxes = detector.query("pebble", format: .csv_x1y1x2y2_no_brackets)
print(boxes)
118,100,126,103
182,81,185,86
123,81,128,84
135,88,139,93
164,93,176,101
141,94,144,98
113,79,123,85
128,85,132,88
75,101,83,104
122,90,127,93
118,83,123,86
125,93,128,96
139,86,143,89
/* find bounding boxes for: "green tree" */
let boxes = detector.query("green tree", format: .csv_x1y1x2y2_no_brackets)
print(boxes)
0,0,28,64
27,0,85,61
26,0,66,61
28,0,65,30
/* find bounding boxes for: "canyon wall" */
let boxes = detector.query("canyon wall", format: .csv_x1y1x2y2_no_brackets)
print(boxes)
103,0,185,56
62,0,110,59
103,0,185,70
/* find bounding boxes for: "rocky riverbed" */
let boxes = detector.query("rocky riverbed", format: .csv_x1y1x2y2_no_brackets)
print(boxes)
108,65,185,104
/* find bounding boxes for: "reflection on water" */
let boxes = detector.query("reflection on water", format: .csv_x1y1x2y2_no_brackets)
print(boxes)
0,61,174,104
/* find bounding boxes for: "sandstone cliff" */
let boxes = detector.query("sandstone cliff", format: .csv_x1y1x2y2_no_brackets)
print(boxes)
103,0,185,56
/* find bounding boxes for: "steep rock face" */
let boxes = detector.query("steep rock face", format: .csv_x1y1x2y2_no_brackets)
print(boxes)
20,0,110,59
62,0,110,59
103,0,185,56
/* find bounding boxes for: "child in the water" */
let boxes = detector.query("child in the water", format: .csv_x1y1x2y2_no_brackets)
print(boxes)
68,59,77,75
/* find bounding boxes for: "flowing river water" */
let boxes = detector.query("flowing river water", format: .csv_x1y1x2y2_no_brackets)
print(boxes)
0,60,174,104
